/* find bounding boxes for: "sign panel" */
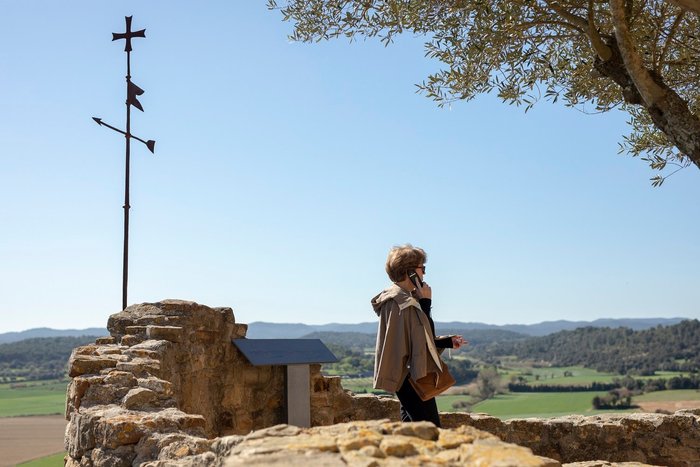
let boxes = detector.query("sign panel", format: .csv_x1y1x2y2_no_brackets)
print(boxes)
232,338,338,366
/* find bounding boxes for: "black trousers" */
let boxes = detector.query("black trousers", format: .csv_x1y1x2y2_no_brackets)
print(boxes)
395,375,441,427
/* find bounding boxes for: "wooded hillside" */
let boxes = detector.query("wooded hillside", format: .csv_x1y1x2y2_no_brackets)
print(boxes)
0,336,99,381
479,320,700,374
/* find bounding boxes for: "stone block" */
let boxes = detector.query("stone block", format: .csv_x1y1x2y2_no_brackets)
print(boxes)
95,337,117,345
121,335,145,347
137,377,173,397
378,436,418,457
89,446,136,467
82,383,131,408
116,358,161,378
147,325,184,343
66,376,98,416
69,356,119,377
103,371,137,388
232,323,248,338
96,414,147,449
389,421,439,441
123,387,159,410
460,438,560,466
66,412,99,458
125,326,148,336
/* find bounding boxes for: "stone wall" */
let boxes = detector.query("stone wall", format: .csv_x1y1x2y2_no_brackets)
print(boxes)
65,300,400,465
64,300,700,466
441,411,700,467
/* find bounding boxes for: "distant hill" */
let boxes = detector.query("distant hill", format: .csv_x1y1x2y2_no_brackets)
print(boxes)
0,336,101,380
480,320,700,373
0,327,108,344
302,328,528,351
245,322,376,338
497,318,689,336
246,317,688,339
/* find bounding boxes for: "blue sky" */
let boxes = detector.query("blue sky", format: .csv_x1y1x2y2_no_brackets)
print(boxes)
1,1,698,333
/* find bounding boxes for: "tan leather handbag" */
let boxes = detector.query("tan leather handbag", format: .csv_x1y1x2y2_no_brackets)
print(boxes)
409,359,456,401
408,324,456,401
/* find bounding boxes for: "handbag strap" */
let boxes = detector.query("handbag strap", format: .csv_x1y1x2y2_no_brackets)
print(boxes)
416,309,443,372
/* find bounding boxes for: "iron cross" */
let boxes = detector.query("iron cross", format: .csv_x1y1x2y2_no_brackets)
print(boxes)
112,16,146,52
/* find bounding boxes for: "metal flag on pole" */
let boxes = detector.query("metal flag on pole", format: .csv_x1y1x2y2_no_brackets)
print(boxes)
93,16,156,311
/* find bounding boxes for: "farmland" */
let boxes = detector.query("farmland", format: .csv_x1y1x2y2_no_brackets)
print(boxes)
0,379,67,417
0,416,66,467
341,365,700,419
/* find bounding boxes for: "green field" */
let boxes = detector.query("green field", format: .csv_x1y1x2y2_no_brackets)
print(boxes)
18,452,65,466
472,391,637,418
502,366,688,386
341,377,382,394
635,389,700,402
0,380,67,417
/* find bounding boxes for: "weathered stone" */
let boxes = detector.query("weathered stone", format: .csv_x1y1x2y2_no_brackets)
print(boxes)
122,387,159,410
69,355,119,377
137,377,173,396
66,376,101,415
95,413,147,448
147,325,184,343
116,358,161,377
349,393,400,423
65,412,99,458
89,446,136,467
82,383,131,408
157,436,211,460
389,421,439,440
244,423,302,439
224,451,347,466
337,429,383,451
460,438,560,466
378,436,418,457
96,346,125,356
103,371,137,388
211,434,244,457
563,463,658,466
95,337,116,345
120,335,145,346
232,323,248,338
125,326,148,337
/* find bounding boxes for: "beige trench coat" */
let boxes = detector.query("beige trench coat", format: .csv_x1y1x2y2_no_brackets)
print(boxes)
371,284,443,393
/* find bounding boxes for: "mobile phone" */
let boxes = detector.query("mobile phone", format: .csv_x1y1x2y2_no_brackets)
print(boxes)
408,271,423,288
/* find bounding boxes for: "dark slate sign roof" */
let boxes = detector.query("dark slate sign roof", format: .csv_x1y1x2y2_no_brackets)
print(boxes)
232,338,338,366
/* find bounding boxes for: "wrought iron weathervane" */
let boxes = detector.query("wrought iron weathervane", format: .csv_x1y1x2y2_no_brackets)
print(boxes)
94,16,156,310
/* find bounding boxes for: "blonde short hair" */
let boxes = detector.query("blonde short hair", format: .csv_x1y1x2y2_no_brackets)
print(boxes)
385,244,427,283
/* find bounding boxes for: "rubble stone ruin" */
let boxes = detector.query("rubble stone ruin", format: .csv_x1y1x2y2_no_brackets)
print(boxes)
65,300,700,466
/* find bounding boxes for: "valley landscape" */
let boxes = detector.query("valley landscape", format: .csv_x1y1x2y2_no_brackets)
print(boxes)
2,318,699,465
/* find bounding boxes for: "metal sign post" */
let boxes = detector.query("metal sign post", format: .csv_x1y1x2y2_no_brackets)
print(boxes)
93,16,156,310
232,339,338,427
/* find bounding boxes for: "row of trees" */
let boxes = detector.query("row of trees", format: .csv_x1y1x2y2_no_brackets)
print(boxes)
592,388,635,409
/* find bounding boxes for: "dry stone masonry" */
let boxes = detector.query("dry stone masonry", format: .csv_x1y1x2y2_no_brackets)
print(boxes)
64,300,700,466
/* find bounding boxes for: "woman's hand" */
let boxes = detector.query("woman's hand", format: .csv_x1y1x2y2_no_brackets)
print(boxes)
451,335,467,349
415,281,432,299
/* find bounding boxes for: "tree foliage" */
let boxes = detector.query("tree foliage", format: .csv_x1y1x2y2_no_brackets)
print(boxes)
480,319,700,373
476,366,503,399
0,336,99,380
269,0,700,184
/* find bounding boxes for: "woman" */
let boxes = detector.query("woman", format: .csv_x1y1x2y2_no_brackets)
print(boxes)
371,244,465,427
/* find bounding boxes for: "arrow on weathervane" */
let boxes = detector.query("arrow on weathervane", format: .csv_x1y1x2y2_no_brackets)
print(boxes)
93,16,156,311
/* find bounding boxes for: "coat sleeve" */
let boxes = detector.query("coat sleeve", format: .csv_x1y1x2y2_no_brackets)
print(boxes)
373,300,410,393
